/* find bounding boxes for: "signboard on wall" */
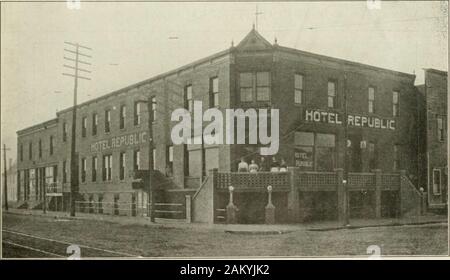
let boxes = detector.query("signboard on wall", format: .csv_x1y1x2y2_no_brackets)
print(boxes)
305,109,396,130
90,131,148,153
294,146,313,169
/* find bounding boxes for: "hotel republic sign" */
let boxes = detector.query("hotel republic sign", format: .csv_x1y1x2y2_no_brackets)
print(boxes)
90,131,148,152
305,109,396,130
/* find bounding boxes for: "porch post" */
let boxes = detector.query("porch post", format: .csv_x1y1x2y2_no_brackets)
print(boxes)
226,186,237,224
185,195,192,223
374,169,382,218
265,185,275,224
287,167,300,222
336,168,346,223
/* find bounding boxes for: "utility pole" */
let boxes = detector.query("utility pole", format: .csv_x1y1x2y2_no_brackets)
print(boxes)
63,42,92,217
3,144,10,211
343,75,350,226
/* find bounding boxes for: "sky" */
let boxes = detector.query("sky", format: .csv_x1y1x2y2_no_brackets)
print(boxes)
1,1,448,164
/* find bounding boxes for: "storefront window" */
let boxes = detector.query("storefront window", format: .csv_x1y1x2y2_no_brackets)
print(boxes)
294,132,335,171
316,133,335,171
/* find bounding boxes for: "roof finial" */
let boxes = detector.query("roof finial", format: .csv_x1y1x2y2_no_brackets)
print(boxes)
231,40,234,47
252,23,255,30
274,37,278,45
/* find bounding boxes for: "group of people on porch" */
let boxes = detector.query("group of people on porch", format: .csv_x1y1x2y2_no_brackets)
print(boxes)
237,156,288,173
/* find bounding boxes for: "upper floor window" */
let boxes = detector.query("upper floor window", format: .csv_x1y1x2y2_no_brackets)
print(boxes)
62,160,67,183
240,73,253,102
82,116,87,137
29,142,33,160
134,102,141,126
256,72,270,101
81,158,86,183
327,81,336,108
294,74,304,104
38,139,42,158
133,150,140,171
437,115,445,142
368,87,375,113
120,105,126,129
92,113,98,136
210,77,219,107
103,154,112,181
392,91,399,117
119,152,126,180
20,144,23,162
185,85,193,112
92,156,97,182
151,97,157,121
239,72,271,103
49,136,54,155
432,169,442,195
62,122,67,142
105,109,111,133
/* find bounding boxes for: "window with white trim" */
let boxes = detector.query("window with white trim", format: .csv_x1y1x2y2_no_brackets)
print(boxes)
294,74,303,104
432,169,441,195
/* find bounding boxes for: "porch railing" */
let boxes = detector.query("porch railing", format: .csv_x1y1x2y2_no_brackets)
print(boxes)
215,171,291,191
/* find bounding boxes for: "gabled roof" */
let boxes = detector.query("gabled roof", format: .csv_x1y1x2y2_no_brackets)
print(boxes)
236,26,273,52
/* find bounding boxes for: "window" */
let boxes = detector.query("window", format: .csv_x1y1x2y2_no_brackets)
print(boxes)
92,156,97,182
119,152,126,180
185,85,193,112
103,154,112,181
239,72,271,102
92,113,98,136
167,145,173,176
120,105,126,129
49,136,54,155
368,87,375,113
38,139,42,158
432,169,441,195
134,102,141,125
294,74,303,104
133,150,140,171
256,72,270,101
20,144,23,162
315,133,336,171
437,115,445,141
105,110,111,133
393,91,399,117
393,145,400,171
240,73,253,102
151,97,157,121
81,158,86,183
368,142,378,170
63,123,67,142
210,77,219,107
294,132,336,171
82,117,87,137
327,81,337,108
29,142,32,160
62,160,67,183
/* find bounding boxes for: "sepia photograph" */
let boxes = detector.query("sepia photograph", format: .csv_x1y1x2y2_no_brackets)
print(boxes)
0,0,448,261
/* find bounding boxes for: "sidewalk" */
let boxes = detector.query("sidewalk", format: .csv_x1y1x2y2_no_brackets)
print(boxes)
3,208,447,234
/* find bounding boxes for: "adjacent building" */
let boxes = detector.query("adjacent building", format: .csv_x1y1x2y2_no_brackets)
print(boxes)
417,69,448,209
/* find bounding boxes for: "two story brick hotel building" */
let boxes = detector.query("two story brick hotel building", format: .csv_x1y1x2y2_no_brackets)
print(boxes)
15,28,448,222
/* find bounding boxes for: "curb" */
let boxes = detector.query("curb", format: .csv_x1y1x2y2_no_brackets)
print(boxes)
307,220,447,231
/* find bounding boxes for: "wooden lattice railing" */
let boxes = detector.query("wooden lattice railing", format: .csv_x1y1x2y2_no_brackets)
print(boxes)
215,171,291,191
